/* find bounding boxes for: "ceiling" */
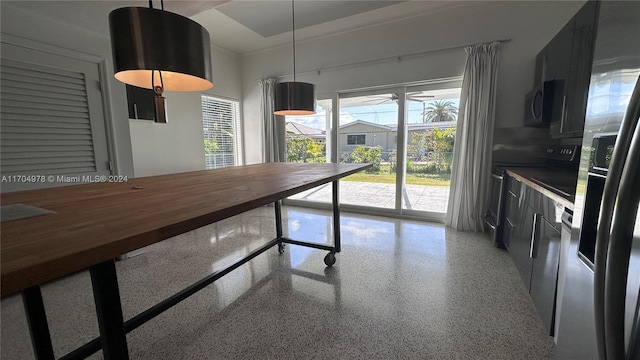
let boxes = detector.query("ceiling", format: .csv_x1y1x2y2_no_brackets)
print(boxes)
216,1,404,37
2,0,471,55
194,0,471,54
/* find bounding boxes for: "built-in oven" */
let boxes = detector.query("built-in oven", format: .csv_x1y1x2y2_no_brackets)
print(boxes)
485,168,507,248
577,133,617,269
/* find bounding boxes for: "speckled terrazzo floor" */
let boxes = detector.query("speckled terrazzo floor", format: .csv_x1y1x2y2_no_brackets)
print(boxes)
0,206,553,359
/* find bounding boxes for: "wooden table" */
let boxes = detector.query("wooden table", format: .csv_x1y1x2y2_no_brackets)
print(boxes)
1,162,370,359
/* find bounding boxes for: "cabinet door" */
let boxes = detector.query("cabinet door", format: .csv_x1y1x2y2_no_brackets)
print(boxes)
547,18,575,136
562,0,598,137
511,204,535,291
534,46,547,87
545,18,574,83
503,187,520,250
524,183,543,212
507,175,521,198
530,216,562,336
504,217,515,250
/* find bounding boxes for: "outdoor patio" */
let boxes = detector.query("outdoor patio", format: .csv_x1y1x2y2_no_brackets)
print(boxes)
288,181,450,213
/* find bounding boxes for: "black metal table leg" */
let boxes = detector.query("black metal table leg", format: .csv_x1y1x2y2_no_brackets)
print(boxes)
275,200,285,253
90,259,129,360
322,180,341,266
22,286,55,360
332,180,341,253
275,200,283,238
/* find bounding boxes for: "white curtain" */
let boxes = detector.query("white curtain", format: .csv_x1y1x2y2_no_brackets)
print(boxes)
259,78,286,162
446,42,502,231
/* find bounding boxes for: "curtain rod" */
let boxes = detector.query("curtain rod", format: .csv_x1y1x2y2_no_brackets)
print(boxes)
270,38,510,79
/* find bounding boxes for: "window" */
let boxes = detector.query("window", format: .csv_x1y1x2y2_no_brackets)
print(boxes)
202,95,242,169
347,134,365,145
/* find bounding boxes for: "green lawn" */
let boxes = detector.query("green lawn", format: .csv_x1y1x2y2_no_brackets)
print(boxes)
343,171,451,186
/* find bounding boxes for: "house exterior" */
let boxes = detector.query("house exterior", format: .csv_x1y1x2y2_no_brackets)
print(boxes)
285,122,326,143
338,120,456,160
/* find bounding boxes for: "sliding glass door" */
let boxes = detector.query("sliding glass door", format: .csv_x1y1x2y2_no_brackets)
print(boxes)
337,90,401,209
284,80,461,220
402,84,461,214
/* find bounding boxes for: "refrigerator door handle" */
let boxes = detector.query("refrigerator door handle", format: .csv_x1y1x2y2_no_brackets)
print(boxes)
604,110,640,359
594,76,640,360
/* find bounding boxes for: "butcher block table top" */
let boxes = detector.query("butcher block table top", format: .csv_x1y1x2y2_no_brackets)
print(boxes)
1,163,370,296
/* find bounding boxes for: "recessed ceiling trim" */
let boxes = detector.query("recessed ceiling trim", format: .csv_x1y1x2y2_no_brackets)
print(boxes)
217,1,405,37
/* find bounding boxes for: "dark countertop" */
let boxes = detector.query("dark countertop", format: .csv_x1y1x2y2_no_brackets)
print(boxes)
505,167,577,210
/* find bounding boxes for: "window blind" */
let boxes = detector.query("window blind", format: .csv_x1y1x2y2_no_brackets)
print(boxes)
0,58,96,175
202,95,241,170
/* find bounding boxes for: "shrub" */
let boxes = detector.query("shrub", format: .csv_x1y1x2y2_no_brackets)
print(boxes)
351,145,382,173
406,160,415,173
286,137,324,163
388,149,397,172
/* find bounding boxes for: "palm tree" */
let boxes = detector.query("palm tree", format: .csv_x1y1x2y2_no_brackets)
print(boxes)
421,100,458,123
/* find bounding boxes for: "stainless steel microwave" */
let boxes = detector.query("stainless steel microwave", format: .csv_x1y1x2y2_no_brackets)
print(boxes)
524,80,559,127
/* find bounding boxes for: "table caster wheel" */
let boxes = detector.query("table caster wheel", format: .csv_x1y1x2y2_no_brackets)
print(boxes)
278,243,285,254
324,252,336,267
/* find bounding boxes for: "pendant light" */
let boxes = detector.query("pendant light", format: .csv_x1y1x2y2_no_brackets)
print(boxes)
109,0,213,123
274,0,316,116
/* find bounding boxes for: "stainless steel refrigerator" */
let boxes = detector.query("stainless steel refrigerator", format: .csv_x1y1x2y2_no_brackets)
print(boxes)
554,1,640,359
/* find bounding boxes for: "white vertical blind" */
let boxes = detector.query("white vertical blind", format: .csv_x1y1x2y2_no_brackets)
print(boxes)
0,58,96,175
202,95,242,169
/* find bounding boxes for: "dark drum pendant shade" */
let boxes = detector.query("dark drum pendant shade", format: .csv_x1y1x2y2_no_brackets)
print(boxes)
274,82,316,116
273,0,315,116
109,7,213,92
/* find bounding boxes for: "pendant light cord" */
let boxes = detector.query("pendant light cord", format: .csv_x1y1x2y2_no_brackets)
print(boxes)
151,70,165,96
291,0,296,82
149,0,165,94
148,0,164,11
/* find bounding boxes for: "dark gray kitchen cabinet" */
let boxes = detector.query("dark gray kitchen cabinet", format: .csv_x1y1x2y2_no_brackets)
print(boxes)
504,176,535,288
544,18,574,85
530,215,562,336
503,176,521,249
511,203,535,290
503,175,563,336
503,217,515,252
534,49,546,87
547,1,599,138
560,0,598,137
545,17,573,136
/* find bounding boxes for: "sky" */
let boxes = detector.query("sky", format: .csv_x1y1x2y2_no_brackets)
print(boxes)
286,97,461,130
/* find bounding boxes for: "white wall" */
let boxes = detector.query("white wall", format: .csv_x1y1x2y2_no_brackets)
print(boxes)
129,45,242,177
241,1,585,164
1,2,136,176
1,1,243,178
